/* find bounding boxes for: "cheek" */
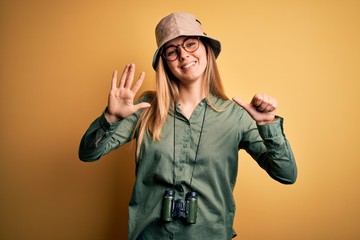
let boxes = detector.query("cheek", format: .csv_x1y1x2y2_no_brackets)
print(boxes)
165,60,177,72
197,53,208,70
196,45,208,65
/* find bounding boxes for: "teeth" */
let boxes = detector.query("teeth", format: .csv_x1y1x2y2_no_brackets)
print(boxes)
182,62,195,69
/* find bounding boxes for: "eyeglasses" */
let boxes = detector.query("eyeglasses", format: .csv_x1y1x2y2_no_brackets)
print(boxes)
162,37,200,61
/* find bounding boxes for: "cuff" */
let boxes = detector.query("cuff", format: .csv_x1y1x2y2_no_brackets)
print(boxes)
99,110,121,132
256,116,285,139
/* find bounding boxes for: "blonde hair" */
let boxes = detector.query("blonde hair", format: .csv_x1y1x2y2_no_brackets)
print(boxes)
135,41,228,156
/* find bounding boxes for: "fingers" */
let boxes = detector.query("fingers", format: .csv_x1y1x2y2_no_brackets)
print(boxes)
119,64,130,88
112,64,145,91
124,63,135,89
264,98,277,112
132,72,145,94
233,94,277,113
251,93,277,113
111,70,118,90
253,94,268,112
233,94,277,124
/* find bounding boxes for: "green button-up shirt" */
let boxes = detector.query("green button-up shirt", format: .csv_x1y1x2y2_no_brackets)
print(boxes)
79,95,297,240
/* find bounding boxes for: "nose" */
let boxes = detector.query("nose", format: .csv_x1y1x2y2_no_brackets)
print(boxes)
177,46,189,60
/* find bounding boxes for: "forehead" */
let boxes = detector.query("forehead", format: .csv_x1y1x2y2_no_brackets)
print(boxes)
163,36,194,48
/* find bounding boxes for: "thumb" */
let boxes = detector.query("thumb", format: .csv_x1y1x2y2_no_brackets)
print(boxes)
232,97,247,109
232,97,254,114
134,102,151,112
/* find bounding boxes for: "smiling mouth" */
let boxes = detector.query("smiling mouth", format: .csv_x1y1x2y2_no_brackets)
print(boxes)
181,61,196,70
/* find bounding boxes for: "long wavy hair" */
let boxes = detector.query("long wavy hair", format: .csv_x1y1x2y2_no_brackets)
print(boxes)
135,39,229,156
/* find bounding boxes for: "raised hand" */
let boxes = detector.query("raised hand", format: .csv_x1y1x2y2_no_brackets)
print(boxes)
233,93,277,125
105,63,151,122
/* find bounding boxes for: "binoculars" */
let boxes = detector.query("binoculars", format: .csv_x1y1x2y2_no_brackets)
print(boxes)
161,189,198,224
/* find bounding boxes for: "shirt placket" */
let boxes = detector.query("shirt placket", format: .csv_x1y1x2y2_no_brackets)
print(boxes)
174,120,190,199
173,101,205,197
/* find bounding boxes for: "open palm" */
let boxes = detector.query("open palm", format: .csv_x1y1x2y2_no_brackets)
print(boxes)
106,64,150,122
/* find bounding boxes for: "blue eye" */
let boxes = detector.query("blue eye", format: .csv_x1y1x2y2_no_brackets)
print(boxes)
165,47,177,57
186,41,196,48
167,50,176,56
184,38,199,50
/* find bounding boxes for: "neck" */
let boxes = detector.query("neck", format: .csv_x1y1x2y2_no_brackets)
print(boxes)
177,82,206,119
178,85,205,106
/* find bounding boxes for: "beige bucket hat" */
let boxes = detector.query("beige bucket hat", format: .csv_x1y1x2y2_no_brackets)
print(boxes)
152,12,221,70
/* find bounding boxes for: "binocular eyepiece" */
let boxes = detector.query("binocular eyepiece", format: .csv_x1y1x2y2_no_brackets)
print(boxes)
161,189,198,224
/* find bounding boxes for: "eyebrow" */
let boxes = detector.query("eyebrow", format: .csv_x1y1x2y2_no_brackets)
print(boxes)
164,40,183,49
164,37,195,49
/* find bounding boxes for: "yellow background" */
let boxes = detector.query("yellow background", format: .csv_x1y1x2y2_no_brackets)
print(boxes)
1,0,359,239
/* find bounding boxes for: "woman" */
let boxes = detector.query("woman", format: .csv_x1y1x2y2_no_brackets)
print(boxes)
79,12,297,240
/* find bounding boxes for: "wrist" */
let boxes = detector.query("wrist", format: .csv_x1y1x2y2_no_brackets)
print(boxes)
105,109,122,123
256,117,277,125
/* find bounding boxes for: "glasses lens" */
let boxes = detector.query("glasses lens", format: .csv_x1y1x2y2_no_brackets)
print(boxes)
183,38,199,52
164,46,178,61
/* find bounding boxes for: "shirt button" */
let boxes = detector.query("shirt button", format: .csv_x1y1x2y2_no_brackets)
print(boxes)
183,144,187,147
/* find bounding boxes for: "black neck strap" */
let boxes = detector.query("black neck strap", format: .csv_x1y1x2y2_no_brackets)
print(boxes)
173,101,207,191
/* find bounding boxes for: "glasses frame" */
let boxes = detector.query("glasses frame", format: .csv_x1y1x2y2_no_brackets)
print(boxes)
161,37,201,62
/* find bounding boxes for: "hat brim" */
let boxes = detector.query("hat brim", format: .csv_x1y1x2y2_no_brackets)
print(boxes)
152,35,221,70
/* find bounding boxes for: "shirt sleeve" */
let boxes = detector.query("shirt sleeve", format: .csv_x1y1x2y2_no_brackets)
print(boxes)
239,114,297,184
78,110,139,162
